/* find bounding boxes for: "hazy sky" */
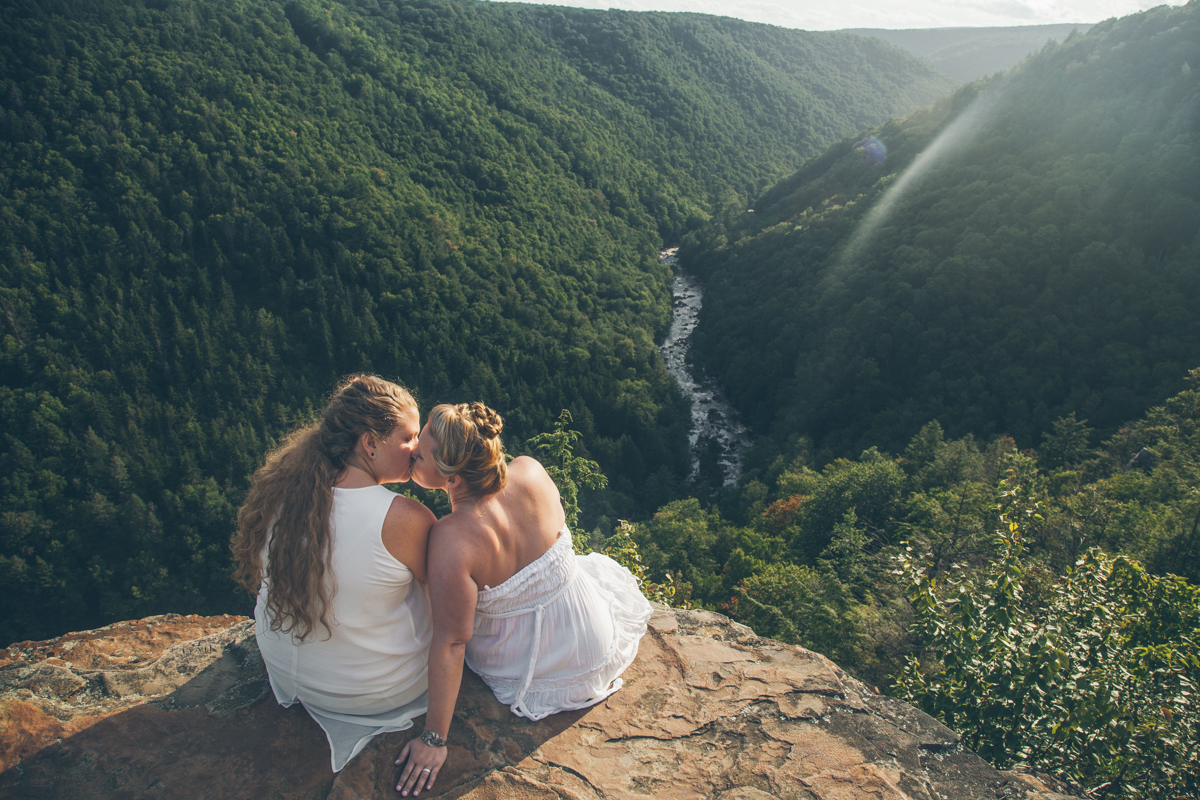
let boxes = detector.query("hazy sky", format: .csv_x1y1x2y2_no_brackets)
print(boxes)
491,0,1189,31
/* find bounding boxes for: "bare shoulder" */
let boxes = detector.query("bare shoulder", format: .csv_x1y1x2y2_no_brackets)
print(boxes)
509,455,555,488
432,510,487,546
428,512,487,569
509,454,544,473
386,494,436,529
381,494,435,581
507,456,564,528
430,511,475,540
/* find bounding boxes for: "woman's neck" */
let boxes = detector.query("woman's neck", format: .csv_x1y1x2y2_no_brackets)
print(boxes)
335,461,378,488
447,484,484,512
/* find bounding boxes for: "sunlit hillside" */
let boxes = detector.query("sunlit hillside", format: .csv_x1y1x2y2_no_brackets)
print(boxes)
683,2,1199,457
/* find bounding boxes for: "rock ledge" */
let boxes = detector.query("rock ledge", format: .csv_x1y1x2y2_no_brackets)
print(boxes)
1,607,1078,799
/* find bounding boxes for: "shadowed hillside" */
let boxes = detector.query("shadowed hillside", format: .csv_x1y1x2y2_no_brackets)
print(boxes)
683,2,1199,458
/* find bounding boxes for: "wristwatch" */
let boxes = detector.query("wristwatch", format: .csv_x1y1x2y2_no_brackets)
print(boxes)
420,730,447,748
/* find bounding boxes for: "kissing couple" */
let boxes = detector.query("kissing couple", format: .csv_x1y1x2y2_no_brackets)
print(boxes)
231,374,652,795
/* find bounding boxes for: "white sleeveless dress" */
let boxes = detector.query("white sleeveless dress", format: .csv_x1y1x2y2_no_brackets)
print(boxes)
465,527,652,720
255,485,432,772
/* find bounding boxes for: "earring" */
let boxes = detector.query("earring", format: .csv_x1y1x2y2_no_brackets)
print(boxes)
370,451,375,458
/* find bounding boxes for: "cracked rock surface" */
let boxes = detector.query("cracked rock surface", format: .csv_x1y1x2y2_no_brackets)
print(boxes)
0,606,1077,799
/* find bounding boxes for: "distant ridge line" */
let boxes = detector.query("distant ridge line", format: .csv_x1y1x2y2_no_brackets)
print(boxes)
839,23,1095,82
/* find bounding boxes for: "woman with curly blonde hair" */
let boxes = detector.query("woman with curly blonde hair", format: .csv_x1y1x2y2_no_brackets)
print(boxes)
394,402,651,796
231,374,434,773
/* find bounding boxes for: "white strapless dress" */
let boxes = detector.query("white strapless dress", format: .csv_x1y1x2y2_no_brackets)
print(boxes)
465,528,653,720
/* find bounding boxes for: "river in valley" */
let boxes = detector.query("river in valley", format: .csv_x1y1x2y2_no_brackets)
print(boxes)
658,248,752,486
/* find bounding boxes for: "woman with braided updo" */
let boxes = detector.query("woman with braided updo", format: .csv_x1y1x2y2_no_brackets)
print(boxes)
394,402,652,796
231,375,435,774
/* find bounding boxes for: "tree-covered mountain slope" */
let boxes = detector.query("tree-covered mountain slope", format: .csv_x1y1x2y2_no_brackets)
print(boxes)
841,23,1092,83
0,0,954,642
682,2,1200,459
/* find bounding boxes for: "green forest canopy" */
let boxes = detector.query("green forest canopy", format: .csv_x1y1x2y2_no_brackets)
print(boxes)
3,2,1199,790
682,2,1200,460
0,0,954,642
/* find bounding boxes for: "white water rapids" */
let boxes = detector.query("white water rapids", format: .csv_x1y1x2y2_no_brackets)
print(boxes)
658,248,752,486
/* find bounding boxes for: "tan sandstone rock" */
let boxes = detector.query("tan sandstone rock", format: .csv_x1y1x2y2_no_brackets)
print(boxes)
0,606,1078,799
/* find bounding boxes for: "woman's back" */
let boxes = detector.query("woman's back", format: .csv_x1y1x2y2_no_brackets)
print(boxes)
458,474,649,720
461,456,566,591
255,485,431,715
234,374,433,775
430,454,645,721
396,400,650,792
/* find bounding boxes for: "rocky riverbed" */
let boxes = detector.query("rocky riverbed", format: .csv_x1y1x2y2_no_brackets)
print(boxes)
659,248,752,486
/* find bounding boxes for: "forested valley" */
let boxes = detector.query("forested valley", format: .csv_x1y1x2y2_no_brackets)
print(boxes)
683,3,1199,462
658,5,1200,794
0,0,954,644
3,0,1200,793
841,23,1094,82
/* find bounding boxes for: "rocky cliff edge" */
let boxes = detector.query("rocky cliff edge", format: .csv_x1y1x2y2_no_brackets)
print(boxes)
0,607,1079,799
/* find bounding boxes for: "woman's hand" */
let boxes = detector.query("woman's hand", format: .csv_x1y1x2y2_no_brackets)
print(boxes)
394,736,447,796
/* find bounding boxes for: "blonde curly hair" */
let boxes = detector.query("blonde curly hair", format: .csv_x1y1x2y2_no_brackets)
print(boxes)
426,401,508,496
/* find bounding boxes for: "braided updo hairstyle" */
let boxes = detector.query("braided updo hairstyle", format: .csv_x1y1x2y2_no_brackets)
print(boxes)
426,402,508,496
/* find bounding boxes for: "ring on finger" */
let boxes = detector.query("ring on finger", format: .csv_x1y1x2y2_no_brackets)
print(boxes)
421,768,431,773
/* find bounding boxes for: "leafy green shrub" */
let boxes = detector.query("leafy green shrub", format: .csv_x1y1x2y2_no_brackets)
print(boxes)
895,481,1200,798
732,562,840,649
529,409,676,605
731,512,895,677
528,410,608,551
603,520,680,606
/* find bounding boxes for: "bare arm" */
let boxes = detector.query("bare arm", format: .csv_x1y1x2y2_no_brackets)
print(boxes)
422,522,479,738
381,496,436,584
394,519,480,796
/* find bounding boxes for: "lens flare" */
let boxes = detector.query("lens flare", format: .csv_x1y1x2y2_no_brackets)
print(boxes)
835,84,1008,274
858,136,887,165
